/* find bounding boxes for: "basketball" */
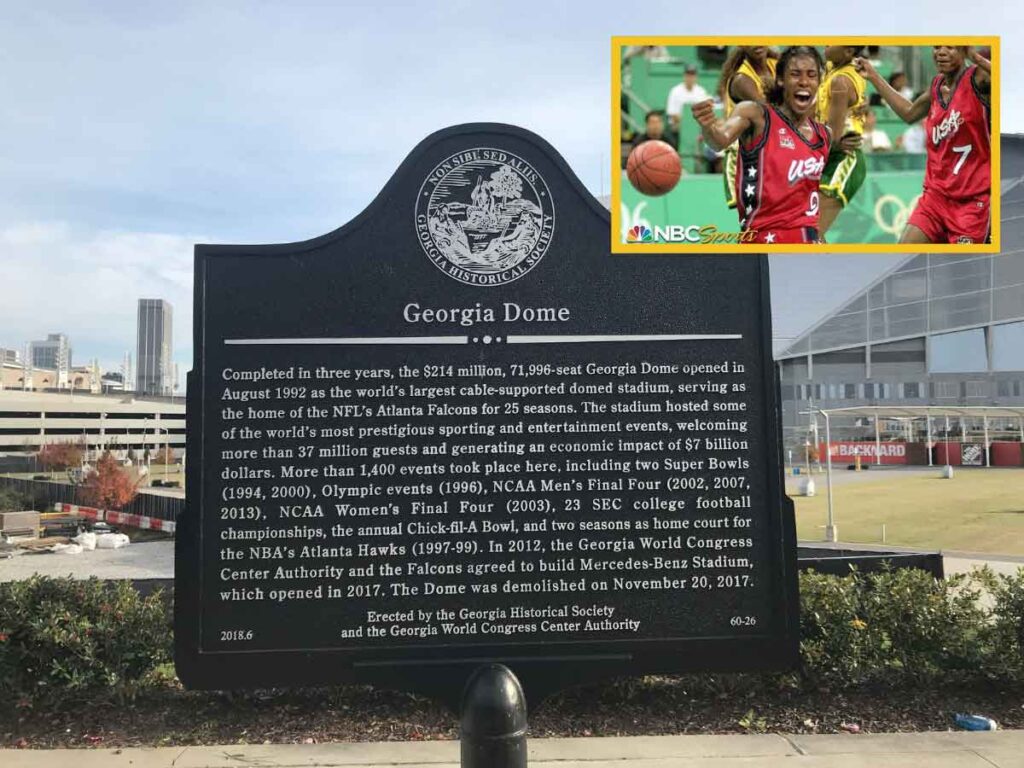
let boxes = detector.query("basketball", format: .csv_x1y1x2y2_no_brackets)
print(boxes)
626,140,682,196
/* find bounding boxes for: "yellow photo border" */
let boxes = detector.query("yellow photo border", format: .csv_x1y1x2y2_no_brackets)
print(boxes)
610,36,1001,254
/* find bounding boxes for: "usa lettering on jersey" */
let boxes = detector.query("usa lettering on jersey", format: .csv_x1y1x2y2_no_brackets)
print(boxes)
931,108,965,145
787,157,826,184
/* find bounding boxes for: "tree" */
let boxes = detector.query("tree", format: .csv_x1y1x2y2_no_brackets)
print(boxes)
37,439,85,472
81,452,139,511
489,165,523,207
153,446,176,465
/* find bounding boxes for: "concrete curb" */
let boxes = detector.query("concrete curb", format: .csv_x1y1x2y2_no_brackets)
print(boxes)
0,731,1021,767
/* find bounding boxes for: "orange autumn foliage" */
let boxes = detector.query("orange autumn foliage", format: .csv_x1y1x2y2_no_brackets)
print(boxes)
81,452,140,511
37,440,85,471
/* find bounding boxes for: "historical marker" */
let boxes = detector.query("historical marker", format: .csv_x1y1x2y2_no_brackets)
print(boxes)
175,123,798,707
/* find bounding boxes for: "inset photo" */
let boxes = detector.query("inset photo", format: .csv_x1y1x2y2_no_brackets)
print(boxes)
612,37,1000,252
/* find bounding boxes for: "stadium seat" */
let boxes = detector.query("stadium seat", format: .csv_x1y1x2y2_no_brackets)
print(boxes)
665,45,698,65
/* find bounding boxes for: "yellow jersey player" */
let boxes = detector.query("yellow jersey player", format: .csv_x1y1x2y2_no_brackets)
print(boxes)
816,45,868,237
718,46,777,208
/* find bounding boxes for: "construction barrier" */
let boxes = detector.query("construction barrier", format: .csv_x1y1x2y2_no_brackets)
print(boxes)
52,502,176,534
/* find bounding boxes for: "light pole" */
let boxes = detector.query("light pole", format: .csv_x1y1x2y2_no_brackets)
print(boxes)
819,409,837,543
942,414,954,478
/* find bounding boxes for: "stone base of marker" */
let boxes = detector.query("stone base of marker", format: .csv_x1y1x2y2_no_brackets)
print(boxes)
799,478,816,497
941,465,955,479
824,524,838,543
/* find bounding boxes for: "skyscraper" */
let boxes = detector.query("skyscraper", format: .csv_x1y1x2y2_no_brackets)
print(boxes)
136,299,173,395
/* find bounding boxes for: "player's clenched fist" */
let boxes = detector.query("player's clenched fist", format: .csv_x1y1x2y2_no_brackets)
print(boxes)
852,57,875,79
690,99,717,127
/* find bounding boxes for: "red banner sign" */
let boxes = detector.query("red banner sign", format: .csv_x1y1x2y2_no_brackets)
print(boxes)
819,442,907,465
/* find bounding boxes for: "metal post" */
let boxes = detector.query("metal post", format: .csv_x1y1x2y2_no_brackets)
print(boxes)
811,415,820,471
942,415,954,478
927,411,933,467
874,409,881,465
983,415,990,467
823,411,836,542
461,664,527,768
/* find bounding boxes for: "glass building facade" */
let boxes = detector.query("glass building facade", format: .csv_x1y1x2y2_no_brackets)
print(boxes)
29,333,70,375
776,139,1024,451
136,299,174,396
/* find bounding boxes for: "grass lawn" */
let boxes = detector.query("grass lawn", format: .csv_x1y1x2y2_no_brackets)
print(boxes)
135,463,184,488
790,468,1024,555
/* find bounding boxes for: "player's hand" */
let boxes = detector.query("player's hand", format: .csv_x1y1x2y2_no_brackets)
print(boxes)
839,133,862,153
853,57,876,81
691,99,717,128
966,46,992,73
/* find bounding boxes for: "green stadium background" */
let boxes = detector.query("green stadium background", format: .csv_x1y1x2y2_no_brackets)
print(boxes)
620,45,936,244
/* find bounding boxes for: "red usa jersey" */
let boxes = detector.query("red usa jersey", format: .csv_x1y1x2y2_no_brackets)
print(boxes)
925,65,990,200
737,106,829,233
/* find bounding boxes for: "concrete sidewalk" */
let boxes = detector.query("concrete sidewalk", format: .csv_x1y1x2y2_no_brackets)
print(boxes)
1,732,1022,767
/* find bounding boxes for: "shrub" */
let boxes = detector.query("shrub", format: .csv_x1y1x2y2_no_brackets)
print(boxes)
1,569,1021,706
0,577,172,705
799,567,1008,689
975,566,1024,681
0,486,32,513
799,569,880,686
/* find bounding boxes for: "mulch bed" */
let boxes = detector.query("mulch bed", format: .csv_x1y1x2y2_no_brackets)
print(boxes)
3,677,1022,749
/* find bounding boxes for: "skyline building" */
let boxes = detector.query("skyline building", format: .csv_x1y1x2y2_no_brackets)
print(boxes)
136,299,174,396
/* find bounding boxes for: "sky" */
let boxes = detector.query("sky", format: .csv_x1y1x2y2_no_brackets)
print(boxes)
2,1,1021,382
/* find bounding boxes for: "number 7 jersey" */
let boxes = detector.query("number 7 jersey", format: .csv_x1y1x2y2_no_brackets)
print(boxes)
736,105,829,233
925,65,990,200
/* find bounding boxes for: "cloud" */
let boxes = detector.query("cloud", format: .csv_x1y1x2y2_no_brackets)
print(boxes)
0,222,200,378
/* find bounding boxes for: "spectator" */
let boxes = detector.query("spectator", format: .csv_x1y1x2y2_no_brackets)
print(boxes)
623,45,671,63
666,65,709,131
888,71,915,101
898,121,926,154
697,45,728,68
633,110,677,149
862,109,893,153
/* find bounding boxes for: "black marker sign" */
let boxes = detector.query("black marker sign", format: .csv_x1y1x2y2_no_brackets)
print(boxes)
176,124,798,706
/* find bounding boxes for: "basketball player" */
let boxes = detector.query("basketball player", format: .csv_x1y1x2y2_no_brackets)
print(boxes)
817,45,869,238
693,46,830,244
856,46,991,243
718,46,777,208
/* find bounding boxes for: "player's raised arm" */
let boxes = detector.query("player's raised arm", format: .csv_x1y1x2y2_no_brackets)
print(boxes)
968,46,991,74
692,100,764,152
968,47,991,91
855,57,929,124
729,73,765,104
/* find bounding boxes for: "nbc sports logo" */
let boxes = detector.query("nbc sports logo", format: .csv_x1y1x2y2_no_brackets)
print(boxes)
627,225,652,243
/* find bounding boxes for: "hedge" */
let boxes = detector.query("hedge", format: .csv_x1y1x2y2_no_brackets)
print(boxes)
1,568,1022,705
